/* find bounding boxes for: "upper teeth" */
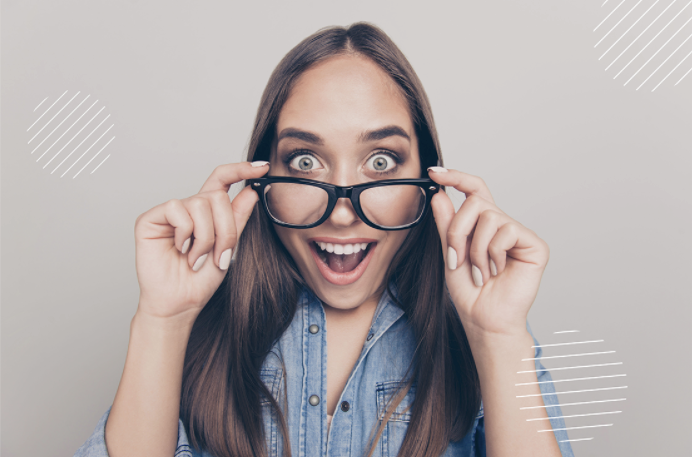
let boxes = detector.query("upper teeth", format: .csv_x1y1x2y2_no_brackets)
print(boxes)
317,242,369,254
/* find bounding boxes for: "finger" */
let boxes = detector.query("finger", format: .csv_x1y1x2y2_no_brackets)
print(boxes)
490,223,549,273
181,196,215,271
468,209,512,286
198,161,270,194
427,167,497,205
230,185,260,237
446,194,500,270
203,190,236,270
139,199,195,253
430,190,456,269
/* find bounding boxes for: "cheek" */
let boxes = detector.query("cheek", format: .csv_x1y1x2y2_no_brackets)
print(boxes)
274,228,304,261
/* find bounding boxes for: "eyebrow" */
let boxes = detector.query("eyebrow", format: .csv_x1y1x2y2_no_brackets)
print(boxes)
359,125,411,143
276,125,411,146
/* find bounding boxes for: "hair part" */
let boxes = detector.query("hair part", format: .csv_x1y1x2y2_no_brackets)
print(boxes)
181,21,481,457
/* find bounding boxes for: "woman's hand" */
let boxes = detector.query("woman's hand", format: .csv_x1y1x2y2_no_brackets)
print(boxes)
133,161,269,320
428,167,550,340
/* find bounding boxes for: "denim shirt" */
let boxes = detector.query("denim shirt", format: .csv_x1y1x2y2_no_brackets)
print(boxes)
75,286,575,457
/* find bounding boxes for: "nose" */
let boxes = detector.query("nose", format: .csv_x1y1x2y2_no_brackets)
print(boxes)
327,196,360,228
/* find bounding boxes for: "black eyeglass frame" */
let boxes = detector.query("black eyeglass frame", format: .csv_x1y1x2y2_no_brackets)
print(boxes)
249,176,440,231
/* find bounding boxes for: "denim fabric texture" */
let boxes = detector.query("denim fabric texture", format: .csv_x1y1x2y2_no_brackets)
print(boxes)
75,286,575,457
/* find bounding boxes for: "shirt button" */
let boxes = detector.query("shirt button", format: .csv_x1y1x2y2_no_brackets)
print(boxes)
366,333,374,341
309,324,319,334
341,401,350,412
309,395,320,406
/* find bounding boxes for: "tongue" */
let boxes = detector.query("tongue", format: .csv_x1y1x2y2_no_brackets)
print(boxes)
326,250,366,273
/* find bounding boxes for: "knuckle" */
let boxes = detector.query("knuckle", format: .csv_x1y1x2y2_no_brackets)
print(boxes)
186,196,209,211
210,189,231,205
479,209,497,223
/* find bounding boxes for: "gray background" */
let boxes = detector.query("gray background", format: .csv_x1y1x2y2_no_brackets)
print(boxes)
2,0,690,456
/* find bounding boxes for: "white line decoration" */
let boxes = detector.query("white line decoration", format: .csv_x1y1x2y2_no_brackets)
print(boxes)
28,90,67,131
527,411,622,421
516,385,628,398
597,0,692,90
519,330,626,445
34,97,48,112
539,424,613,433
515,374,626,386
517,362,623,374
532,339,604,348
28,91,115,178
520,398,627,410
522,350,616,361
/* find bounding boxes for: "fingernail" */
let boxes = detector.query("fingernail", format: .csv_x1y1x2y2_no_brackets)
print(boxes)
251,161,270,167
181,237,191,255
219,248,232,270
192,253,208,272
471,264,483,287
447,246,458,271
490,259,497,276
427,166,448,173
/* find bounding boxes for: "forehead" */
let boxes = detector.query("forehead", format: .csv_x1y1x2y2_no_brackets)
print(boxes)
276,54,414,137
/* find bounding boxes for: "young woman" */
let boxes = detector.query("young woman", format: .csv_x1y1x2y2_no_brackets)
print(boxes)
76,23,575,457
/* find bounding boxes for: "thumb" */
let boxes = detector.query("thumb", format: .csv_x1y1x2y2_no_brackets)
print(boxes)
430,189,456,266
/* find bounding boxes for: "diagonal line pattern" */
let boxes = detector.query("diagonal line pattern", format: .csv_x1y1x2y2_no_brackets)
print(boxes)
600,0,660,60
653,46,692,88
28,90,67,131
606,0,679,71
638,31,692,88
28,91,80,143
625,14,692,85
50,111,108,173
595,0,644,48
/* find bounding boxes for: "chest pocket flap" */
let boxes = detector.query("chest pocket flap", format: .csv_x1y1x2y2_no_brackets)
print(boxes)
259,367,283,406
376,381,416,422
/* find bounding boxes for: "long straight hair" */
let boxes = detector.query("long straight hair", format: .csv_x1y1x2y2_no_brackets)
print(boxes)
180,22,481,457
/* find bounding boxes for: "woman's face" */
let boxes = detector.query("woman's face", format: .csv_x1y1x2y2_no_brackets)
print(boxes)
269,54,422,311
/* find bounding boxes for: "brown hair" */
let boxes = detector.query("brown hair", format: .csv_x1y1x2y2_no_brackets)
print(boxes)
180,22,481,457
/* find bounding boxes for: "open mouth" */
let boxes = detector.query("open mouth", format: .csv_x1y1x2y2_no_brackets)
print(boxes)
309,240,377,286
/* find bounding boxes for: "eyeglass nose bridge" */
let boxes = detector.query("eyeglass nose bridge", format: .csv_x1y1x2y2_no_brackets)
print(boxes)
333,185,355,199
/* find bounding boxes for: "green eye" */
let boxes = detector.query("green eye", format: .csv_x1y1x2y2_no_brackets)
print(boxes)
373,157,388,170
289,153,323,173
299,157,313,170
368,153,395,172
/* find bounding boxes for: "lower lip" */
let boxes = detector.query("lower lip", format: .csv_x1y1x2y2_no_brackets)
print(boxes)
309,242,377,286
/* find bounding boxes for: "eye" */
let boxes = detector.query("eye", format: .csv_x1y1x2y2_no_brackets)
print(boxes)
366,153,397,173
289,153,323,172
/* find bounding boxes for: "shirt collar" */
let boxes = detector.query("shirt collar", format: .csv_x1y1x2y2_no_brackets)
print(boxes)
298,281,405,336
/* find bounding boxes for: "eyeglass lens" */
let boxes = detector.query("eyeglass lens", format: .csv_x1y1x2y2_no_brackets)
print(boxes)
264,183,426,228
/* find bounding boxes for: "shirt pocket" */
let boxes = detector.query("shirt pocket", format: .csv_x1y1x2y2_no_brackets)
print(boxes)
376,381,416,457
259,367,284,457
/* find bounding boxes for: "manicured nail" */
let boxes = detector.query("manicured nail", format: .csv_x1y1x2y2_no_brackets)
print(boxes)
192,253,208,272
490,259,497,276
181,237,191,255
447,246,458,271
251,161,270,167
471,264,483,287
427,166,448,173
219,248,232,270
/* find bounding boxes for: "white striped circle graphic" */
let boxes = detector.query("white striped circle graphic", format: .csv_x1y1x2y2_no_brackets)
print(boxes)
28,91,115,178
596,0,692,90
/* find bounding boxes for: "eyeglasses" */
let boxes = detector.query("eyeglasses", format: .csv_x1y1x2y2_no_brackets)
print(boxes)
249,177,440,231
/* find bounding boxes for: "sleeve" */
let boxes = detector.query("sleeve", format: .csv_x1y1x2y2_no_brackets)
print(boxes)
527,321,575,457
73,406,196,457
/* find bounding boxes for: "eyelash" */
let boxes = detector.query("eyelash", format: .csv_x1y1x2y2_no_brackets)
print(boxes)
283,149,403,175
284,149,319,175
366,151,402,175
